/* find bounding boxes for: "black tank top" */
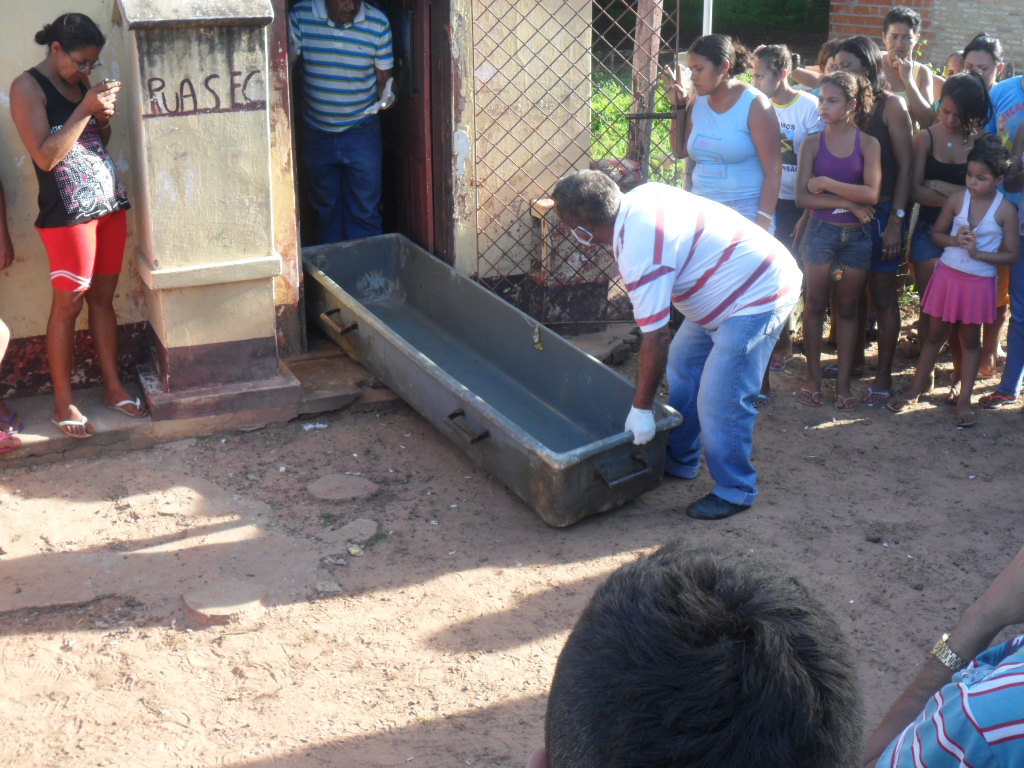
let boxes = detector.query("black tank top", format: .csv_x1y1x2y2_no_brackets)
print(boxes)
920,128,968,224
27,68,129,228
865,92,897,201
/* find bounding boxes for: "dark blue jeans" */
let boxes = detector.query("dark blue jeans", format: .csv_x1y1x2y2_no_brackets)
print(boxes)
301,117,383,245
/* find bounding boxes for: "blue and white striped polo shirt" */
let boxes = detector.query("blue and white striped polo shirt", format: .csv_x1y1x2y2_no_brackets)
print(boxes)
289,0,394,133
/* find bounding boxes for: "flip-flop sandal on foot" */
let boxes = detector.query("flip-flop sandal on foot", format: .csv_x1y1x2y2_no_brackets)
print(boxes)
823,364,864,379
835,395,858,410
796,388,821,407
103,397,148,418
945,385,961,405
955,409,977,427
862,388,890,406
0,411,23,434
768,356,794,372
885,394,918,414
0,431,21,453
50,416,94,439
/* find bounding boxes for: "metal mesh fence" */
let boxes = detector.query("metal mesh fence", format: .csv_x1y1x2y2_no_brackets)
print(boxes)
472,1,683,329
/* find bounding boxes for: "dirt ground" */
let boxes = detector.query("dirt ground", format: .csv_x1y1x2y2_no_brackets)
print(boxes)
2,332,1023,768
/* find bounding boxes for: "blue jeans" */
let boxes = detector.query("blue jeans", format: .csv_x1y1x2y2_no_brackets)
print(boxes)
995,240,1024,397
301,117,383,245
664,306,792,506
869,199,907,273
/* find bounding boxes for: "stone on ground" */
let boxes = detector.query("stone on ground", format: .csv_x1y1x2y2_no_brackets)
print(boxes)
182,580,266,626
335,518,380,544
307,473,379,501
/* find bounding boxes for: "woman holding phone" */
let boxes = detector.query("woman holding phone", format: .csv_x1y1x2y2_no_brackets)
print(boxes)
10,12,141,439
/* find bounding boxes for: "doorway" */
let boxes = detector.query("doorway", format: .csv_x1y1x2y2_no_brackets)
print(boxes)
285,0,451,258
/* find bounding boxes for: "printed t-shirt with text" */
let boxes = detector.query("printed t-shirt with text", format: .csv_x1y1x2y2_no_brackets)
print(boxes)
773,90,822,201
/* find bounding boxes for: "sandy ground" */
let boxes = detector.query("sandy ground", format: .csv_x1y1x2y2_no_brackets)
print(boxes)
2,334,1023,768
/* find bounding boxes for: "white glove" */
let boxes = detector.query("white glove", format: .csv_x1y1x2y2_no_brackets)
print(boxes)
624,406,656,445
363,77,396,115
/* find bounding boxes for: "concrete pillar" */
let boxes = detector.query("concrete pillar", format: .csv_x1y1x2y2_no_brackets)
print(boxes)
114,0,299,421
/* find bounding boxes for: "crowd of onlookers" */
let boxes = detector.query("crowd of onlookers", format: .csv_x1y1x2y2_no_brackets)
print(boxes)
529,13,1024,761
662,7,1024,427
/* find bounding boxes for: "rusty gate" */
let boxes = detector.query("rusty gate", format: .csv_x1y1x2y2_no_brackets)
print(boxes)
471,1,684,329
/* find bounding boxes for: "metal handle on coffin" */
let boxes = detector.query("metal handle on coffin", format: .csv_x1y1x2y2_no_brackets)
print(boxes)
320,308,358,336
446,409,490,444
598,453,652,488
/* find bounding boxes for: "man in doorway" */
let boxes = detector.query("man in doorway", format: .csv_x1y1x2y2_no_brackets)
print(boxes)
551,171,800,520
289,0,394,244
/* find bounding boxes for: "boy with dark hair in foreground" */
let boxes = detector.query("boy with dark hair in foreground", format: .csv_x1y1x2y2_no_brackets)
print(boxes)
529,541,1024,767
533,542,863,767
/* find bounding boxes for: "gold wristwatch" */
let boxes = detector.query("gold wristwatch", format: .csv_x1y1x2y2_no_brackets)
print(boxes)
930,633,968,672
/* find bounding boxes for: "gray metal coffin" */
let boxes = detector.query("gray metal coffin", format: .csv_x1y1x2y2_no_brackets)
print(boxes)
302,235,681,527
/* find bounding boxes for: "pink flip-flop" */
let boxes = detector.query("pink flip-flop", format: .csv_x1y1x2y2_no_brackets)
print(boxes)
0,431,22,453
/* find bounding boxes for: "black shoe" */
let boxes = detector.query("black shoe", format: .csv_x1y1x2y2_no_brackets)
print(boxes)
979,392,1016,409
686,493,751,521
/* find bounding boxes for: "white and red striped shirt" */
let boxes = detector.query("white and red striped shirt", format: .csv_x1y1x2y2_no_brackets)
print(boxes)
614,184,801,331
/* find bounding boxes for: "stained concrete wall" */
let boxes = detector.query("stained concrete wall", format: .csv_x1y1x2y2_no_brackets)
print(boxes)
129,26,274,280
459,0,592,280
449,0,477,277
0,0,145,340
0,0,302,398
267,0,301,357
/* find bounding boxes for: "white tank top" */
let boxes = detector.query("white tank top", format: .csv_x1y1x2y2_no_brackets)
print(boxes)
940,191,1004,278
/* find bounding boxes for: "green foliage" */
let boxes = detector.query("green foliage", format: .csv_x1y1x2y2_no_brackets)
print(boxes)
590,69,685,185
710,0,826,30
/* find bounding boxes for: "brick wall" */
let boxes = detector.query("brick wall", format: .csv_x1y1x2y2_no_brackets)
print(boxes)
829,0,937,66
828,0,1024,73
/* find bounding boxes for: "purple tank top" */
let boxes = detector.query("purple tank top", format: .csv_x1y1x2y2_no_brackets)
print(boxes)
811,129,864,224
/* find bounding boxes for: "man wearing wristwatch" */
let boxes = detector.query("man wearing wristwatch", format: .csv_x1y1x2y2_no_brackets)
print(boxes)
863,542,1024,766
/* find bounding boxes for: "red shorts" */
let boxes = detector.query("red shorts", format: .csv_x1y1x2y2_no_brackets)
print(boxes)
36,209,128,292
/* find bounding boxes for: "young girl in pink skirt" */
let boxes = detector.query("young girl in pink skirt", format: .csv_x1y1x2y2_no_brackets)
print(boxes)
887,134,1020,426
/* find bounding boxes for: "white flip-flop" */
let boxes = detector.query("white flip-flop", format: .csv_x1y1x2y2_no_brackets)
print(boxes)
103,397,148,418
51,415,95,439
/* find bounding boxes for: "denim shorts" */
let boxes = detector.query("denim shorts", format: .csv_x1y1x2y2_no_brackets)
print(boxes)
800,217,872,271
869,199,908,273
910,219,942,263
